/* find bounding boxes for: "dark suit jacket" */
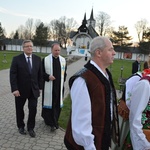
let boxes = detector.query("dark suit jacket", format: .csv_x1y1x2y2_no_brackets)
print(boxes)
10,53,43,98
132,60,140,74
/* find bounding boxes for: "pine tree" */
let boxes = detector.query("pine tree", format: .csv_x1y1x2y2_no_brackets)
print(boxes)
0,22,5,50
112,26,132,47
13,30,19,39
0,23,5,39
33,22,48,51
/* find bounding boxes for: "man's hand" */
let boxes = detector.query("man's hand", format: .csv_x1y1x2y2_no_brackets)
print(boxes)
49,75,56,81
12,90,20,97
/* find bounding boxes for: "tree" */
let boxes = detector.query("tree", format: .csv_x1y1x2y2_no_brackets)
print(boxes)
13,30,19,39
14,19,34,40
48,16,78,48
104,26,115,38
25,18,34,39
48,19,59,41
17,25,25,39
34,19,42,27
96,11,111,36
9,31,15,39
139,27,150,53
0,22,5,50
33,22,48,51
135,19,148,42
112,26,132,47
0,23,5,39
142,27,150,41
59,16,78,48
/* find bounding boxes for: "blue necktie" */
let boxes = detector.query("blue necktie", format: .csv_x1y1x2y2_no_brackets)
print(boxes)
27,57,32,73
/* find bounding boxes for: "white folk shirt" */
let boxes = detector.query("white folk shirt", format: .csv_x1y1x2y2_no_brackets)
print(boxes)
129,79,150,150
70,60,111,150
125,72,142,109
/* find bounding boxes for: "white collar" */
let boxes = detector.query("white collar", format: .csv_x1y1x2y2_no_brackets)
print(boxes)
90,60,109,80
24,53,32,58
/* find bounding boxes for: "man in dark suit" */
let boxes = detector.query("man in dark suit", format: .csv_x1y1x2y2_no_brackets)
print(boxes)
132,55,141,74
10,40,42,137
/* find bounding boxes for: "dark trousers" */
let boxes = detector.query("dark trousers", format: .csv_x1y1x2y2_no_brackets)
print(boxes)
15,93,37,130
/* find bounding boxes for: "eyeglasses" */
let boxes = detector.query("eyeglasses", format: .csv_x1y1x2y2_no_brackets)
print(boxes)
23,45,33,48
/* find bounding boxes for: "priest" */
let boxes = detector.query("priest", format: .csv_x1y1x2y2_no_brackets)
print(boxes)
42,43,67,131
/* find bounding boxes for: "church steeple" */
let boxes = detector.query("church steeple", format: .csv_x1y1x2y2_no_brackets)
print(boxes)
82,12,87,25
78,12,88,33
90,8,94,20
87,8,96,28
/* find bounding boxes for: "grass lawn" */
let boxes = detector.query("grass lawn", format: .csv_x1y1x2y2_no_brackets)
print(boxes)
110,59,135,89
0,50,48,70
59,95,71,129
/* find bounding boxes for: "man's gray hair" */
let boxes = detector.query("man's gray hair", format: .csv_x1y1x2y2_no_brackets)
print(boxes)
22,40,33,47
90,36,109,57
51,43,60,49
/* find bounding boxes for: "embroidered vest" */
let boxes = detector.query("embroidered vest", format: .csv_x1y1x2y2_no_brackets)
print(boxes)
64,61,120,150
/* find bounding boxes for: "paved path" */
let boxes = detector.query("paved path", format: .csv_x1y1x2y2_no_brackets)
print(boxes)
0,57,122,150
0,57,87,150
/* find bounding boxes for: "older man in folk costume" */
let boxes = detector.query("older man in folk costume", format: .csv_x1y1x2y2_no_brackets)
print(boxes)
64,36,120,150
42,43,67,131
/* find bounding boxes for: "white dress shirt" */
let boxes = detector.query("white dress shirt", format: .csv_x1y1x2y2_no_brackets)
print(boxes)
24,53,32,67
70,60,110,150
129,79,150,150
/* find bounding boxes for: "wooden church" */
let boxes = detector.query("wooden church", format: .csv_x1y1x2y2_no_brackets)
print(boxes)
67,8,99,56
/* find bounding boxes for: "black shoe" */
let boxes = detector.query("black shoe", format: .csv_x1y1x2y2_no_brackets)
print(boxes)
28,129,36,137
55,124,59,129
51,126,56,132
19,128,26,135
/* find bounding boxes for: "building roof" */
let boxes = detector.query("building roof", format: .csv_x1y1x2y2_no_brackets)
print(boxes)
2,39,24,45
2,38,59,47
69,24,98,39
78,24,88,33
70,31,77,38
87,25,99,38
114,45,149,54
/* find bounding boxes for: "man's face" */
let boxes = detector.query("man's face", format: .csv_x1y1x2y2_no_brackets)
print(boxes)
137,57,141,62
51,45,61,57
23,42,33,56
101,39,116,66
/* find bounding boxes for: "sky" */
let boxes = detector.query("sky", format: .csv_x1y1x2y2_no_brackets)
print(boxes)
0,0,150,42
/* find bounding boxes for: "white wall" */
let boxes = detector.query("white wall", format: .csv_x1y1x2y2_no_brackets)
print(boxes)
5,44,51,53
4,44,149,61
